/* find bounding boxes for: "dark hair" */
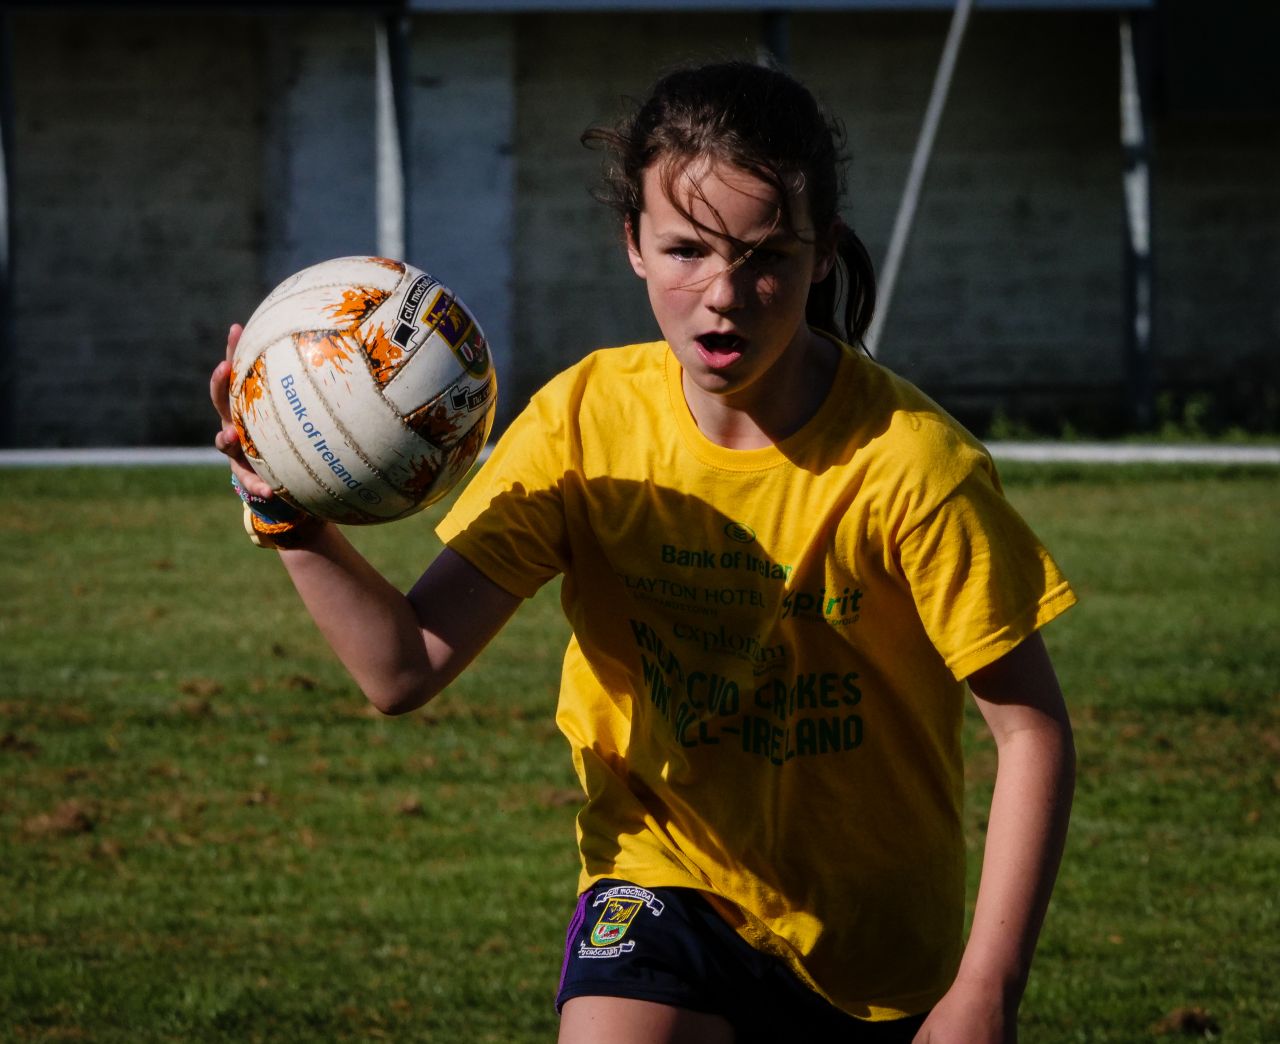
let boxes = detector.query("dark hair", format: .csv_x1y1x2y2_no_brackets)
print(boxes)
582,61,876,348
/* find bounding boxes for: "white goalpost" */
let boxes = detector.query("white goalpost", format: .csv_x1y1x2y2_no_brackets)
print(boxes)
864,0,974,357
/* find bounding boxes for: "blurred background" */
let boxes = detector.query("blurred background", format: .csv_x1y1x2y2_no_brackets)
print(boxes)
0,0,1276,448
2,7,1277,1040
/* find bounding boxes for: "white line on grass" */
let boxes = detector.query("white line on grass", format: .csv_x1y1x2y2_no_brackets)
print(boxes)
985,442,1280,465
0,447,227,467
0,443,1277,469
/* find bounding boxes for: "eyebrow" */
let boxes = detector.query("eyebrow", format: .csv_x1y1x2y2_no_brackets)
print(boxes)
652,211,791,255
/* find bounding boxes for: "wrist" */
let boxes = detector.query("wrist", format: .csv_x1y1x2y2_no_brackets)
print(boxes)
231,474,325,550
239,503,327,549
948,965,1024,1015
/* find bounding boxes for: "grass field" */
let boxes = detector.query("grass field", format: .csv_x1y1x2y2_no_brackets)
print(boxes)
2,463,1277,1042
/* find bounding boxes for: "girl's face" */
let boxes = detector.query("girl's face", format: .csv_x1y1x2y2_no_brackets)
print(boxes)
627,159,835,439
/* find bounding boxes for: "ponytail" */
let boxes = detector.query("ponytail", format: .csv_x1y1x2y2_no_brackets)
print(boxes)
807,223,877,350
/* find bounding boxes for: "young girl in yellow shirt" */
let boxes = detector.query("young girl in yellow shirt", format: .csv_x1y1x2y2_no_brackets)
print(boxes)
213,60,1075,1044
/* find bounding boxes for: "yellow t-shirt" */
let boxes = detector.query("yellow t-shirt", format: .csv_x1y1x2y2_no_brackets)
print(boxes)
437,341,1075,1019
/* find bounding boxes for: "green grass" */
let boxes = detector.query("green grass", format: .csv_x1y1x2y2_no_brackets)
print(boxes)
2,464,1277,1042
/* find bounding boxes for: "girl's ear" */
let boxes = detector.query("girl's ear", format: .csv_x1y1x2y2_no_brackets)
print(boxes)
625,215,647,279
811,222,839,285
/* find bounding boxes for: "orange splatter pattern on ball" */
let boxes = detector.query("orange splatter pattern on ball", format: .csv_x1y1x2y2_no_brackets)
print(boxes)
240,355,266,411
445,423,488,483
328,286,392,327
358,323,406,386
404,395,462,445
295,330,355,374
403,454,444,502
233,356,267,458
403,371,496,446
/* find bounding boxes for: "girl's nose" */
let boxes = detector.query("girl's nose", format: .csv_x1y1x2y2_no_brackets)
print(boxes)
703,262,746,312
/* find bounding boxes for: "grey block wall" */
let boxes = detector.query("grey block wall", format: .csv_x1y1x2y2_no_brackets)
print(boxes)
805,12,1128,414
3,8,1277,446
258,13,380,287
407,15,515,396
1157,118,1280,429
9,12,265,446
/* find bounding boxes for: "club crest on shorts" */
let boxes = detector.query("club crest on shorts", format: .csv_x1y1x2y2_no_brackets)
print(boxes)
590,897,642,946
579,885,664,959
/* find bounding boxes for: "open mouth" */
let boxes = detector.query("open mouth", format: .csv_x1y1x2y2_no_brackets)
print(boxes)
695,333,744,367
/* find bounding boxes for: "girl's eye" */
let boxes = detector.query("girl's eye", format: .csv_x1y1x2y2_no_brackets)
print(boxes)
667,245,703,262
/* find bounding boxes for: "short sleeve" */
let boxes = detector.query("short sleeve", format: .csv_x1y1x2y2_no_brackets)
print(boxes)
435,390,573,600
896,467,1076,680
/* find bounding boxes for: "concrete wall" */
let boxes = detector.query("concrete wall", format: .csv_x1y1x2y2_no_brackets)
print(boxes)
258,13,380,288
1156,118,1280,430
407,15,515,399
9,12,265,446
803,13,1126,394
3,8,1277,446
5,10,516,445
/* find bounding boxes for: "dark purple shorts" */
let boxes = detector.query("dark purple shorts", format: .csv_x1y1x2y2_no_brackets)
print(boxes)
556,878,929,1042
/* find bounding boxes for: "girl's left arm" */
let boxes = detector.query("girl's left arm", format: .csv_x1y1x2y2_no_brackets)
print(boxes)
915,632,1076,1044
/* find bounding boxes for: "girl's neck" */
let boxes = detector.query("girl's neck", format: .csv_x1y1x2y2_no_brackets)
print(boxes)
681,329,840,450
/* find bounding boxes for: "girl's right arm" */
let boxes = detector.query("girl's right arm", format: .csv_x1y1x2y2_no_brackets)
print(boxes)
275,532,522,715
212,327,523,716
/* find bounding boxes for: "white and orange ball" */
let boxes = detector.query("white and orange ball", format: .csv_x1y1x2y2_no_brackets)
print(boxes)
230,256,496,524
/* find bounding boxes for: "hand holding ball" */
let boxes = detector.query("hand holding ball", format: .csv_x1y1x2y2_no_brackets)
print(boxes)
228,257,496,525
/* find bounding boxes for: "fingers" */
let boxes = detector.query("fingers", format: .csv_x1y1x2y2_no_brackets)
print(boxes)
226,323,243,366
212,323,243,419
229,455,275,501
212,324,244,420
212,322,275,500
212,413,273,499
210,358,233,422
210,360,249,471
214,424,273,499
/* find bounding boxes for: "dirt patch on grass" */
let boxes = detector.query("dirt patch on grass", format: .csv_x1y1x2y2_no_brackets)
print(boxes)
1151,1005,1220,1037
22,800,96,837
1,732,40,755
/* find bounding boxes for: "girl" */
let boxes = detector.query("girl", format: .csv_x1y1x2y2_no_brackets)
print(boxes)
212,61,1076,1044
